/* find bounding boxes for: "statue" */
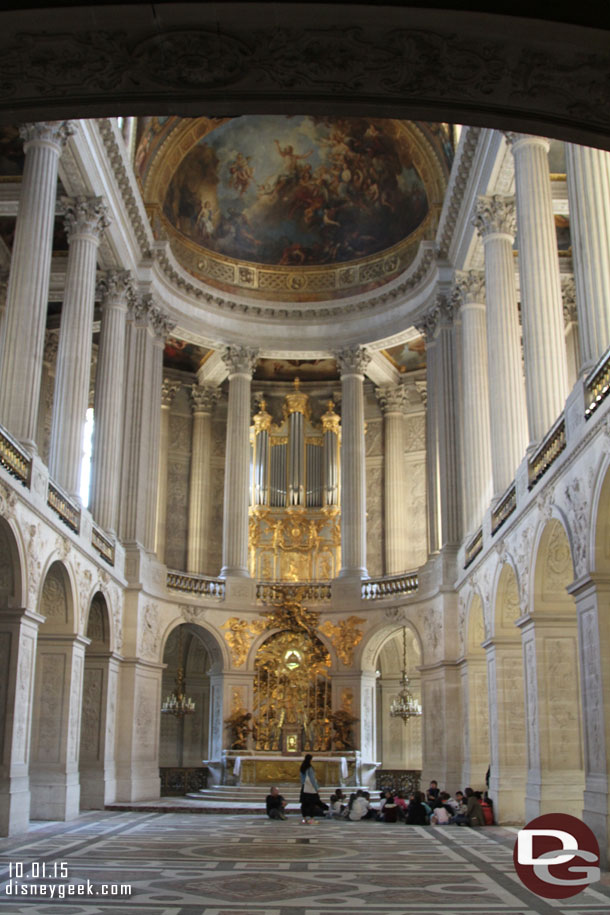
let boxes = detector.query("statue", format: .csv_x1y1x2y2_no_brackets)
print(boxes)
225,708,253,750
330,708,359,750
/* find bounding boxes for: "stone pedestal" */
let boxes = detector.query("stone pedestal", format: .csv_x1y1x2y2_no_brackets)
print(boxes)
79,652,119,808
114,658,163,801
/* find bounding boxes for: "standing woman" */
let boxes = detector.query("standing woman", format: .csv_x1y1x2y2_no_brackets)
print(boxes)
299,754,320,824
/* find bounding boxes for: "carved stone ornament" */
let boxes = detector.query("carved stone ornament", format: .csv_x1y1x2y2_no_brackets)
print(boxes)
148,303,176,339
319,616,366,666
96,268,135,306
161,377,181,407
190,383,220,414
221,345,258,377
19,121,76,150
452,270,485,307
376,383,408,415
563,473,592,578
473,195,517,239
561,276,578,324
335,345,371,377
62,195,111,240
0,480,18,520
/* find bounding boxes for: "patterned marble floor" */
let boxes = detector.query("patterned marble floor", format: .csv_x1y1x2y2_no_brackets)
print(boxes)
0,811,609,914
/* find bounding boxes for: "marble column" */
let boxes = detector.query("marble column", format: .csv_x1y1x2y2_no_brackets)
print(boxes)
418,297,461,550
565,143,610,370
507,133,568,442
452,271,493,533
336,346,370,579
562,278,581,391
48,197,110,497
220,346,258,578
119,296,175,552
376,383,408,574
155,377,181,563
473,195,529,494
89,270,133,534
0,121,75,448
187,383,220,574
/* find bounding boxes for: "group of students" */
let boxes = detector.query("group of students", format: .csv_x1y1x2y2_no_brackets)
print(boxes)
266,756,493,827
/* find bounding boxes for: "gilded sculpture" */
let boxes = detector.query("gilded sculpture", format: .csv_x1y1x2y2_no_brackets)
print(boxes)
319,615,366,666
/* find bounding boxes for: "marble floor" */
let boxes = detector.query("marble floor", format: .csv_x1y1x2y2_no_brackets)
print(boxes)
0,811,609,914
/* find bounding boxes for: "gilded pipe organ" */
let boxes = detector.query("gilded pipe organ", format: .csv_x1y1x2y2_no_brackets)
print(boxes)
249,381,341,580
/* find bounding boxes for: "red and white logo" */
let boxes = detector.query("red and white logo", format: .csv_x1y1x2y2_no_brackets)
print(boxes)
514,813,600,899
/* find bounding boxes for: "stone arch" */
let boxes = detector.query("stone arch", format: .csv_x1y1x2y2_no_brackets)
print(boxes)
593,455,610,574
374,625,422,773
524,517,585,820
359,618,424,674
29,560,85,821
160,617,226,673
461,592,489,792
488,562,526,824
160,621,222,769
0,517,23,608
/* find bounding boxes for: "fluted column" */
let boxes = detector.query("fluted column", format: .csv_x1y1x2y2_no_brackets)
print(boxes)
453,271,493,533
89,270,133,533
119,296,175,551
565,143,610,370
418,296,461,551
376,383,408,574
507,133,568,442
155,378,181,563
0,121,75,448
48,197,110,497
473,195,528,494
187,384,220,573
336,346,370,579
221,346,258,578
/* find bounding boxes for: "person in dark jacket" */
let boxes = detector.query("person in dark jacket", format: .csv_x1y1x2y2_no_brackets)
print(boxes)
266,785,287,819
405,791,428,825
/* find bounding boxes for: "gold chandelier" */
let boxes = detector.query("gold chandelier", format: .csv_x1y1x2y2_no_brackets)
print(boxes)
389,627,422,723
161,628,195,719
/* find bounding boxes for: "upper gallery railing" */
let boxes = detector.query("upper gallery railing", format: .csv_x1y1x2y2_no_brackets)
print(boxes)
585,347,610,419
0,425,31,485
47,480,81,533
362,572,418,600
491,482,517,535
167,570,226,599
527,415,566,489
91,522,116,566
464,528,483,569
256,581,332,603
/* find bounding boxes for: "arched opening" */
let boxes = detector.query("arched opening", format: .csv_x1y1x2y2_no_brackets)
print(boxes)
489,563,527,823
30,560,84,821
160,623,214,778
461,593,489,791
375,626,422,788
80,591,117,809
524,518,585,820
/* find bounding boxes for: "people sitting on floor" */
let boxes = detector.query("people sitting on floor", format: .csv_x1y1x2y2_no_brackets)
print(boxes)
426,779,440,805
349,789,375,820
394,791,408,820
430,793,453,825
328,788,346,818
266,786,287,820
405,791,428,825
464,787,486,827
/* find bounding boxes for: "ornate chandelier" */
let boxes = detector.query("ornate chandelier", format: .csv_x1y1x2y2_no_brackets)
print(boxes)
161,628,196,719
390,627,422,723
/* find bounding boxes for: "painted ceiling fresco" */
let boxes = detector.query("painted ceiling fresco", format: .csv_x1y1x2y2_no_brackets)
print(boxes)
162,115,429,268
254,357,339,382
163,337,211,373
383,336,427,372
137,116,452,301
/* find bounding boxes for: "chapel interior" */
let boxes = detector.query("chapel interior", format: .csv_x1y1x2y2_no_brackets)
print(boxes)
0,0,610,876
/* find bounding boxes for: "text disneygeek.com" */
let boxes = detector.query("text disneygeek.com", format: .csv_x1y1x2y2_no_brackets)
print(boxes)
3,861,132,899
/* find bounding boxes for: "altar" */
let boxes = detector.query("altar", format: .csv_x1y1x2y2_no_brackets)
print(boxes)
224,753,352,786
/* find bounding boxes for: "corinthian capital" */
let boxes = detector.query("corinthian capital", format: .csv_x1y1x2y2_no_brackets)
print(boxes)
19,120,76,151
473,195,516,239
63,195,111,241
161,377,181,407
335,345,371,377
376,383,408,415
97,269,134,307
191,383,220,414
221,345,258,377
452,270,485,307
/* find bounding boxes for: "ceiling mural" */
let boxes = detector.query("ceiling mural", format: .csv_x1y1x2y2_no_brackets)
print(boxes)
138,116,451,302
163,116,429,268
254,357,339,383
383,336,427,373
163,337,211,373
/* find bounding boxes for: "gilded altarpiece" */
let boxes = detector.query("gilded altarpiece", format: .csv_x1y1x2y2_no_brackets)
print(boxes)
248,385,341,580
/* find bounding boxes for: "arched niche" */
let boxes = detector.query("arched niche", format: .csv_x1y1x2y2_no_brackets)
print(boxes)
461,593,489,791
160,623,215,767
527,518,584,818
374,626,422,772
0,518,22,609
489,563,526,824
80,592,115,809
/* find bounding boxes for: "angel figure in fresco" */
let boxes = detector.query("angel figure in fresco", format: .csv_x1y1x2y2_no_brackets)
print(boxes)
225,708,253,750
330,708,359,750
228,152,254,196
274,140,313,178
